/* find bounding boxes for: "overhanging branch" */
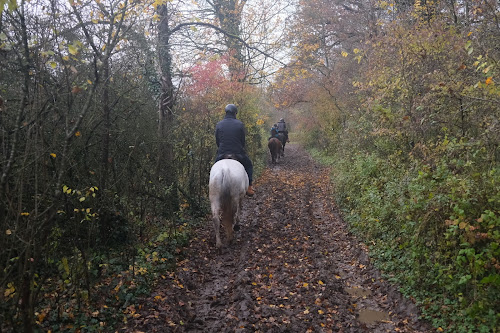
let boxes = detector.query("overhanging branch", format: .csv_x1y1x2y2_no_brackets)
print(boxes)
169,21,287,67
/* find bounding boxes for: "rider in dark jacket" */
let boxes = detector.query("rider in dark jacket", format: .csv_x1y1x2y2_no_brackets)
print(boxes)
214,104,255,196
277,118,289,143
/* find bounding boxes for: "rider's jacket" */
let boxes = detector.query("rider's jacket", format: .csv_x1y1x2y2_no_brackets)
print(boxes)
270,127,279,137
215,113,247,157
277,120,287,132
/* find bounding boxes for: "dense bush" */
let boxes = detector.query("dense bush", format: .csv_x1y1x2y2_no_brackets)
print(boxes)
292,1,499,331
328,137,499,332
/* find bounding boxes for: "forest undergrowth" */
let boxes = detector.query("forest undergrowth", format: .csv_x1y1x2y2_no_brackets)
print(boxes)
307,140,499,333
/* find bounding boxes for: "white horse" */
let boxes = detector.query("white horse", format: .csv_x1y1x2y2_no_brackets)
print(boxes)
209,159,249,248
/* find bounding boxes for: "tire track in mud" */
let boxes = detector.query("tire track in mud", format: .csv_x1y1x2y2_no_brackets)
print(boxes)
124,144,431,333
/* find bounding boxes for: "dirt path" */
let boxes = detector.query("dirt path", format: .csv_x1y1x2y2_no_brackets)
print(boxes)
124,144,431,332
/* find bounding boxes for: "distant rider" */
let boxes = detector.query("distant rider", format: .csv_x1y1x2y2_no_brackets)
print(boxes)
277,118,289,143
269,123,279,140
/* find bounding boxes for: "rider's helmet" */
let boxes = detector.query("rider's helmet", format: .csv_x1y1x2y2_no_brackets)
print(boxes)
279,118,284,122
225,104,238,114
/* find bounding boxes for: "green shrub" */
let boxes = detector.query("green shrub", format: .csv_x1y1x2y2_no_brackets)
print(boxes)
308,135,499,332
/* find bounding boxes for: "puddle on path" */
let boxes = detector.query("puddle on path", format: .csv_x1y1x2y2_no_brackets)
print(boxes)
346,287,371,298
358,309,390,324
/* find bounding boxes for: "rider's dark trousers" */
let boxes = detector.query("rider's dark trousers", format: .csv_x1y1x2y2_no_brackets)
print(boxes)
278,131,288,142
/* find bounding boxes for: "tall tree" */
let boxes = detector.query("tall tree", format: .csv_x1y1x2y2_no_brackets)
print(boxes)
207,0,247,76
156,2,179,216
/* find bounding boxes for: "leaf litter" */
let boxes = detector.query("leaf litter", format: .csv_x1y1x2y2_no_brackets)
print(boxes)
122,144,431,333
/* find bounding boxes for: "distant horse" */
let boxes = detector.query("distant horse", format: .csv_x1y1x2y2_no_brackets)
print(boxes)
268,137,282,164
209,159,249,249
277,133,287,157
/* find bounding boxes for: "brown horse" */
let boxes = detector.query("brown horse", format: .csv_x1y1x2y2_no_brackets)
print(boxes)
268,137,282,164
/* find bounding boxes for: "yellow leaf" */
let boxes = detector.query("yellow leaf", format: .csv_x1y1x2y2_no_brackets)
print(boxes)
485,77,493,85
303,282,309,287
303,309,310,314
68,44,78,55
50,153,56,158
114,280,123,292
4,283,15,298
318,280,324,285
38,312,46,323
341,51,348,57
6,229,12,235
21,212,30,216
75,131,81,137
87,79,93,85
318,309,324,314
49,61,57,69
153,0,167,9
437,328,444,332
79,197,86,202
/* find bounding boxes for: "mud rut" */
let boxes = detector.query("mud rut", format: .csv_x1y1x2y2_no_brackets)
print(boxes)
124,144,431,333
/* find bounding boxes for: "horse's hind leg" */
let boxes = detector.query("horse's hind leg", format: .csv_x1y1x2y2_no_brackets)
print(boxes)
213,217,223,248
211,203,223,248
233,197,243,231
222,212,233,245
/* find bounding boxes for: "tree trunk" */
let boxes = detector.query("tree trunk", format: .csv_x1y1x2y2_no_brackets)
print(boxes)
100,59,111,191
157,4,178,217
211,0,247,78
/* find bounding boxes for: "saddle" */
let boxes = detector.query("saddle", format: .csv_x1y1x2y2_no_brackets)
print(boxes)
220,153,238,160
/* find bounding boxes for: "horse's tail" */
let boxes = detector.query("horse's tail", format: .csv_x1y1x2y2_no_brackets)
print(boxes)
219,169,237,219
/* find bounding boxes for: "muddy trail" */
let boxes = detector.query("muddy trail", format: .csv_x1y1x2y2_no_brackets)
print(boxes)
124,144,431,333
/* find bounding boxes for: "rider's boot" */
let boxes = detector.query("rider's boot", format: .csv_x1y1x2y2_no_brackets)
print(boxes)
246,185,255,196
